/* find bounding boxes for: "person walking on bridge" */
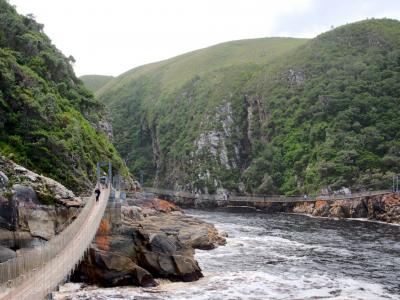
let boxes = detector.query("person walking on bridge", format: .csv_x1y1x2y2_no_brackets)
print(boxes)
95,187,101,202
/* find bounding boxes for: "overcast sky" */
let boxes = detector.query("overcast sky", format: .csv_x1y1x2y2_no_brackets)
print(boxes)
8,0,400,77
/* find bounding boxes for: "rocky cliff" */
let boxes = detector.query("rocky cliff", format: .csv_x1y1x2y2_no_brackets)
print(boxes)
293,193,400,223
0,156,85,262
73,194,226,287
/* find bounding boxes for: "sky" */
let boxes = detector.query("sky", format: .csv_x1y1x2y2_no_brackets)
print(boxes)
8,0,400,77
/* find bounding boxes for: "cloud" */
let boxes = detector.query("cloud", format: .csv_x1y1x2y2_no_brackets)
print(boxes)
8,0,400,76
271,0,400,37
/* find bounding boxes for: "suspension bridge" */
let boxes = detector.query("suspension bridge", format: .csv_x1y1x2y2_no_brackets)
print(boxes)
144,187,394,207
0,162,120,300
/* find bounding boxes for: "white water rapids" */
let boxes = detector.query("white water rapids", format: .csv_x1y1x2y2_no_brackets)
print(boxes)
53,210,400,300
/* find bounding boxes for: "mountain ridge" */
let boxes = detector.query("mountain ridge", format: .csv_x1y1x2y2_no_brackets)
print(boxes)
96,18,400,195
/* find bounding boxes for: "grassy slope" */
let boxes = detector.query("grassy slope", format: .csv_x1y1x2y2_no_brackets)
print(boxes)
99,19,400,194
97,37,309,97
80,74,114,93
0,0,129,192
97,37,308,187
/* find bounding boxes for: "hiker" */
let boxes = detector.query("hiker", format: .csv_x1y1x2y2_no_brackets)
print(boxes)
95,187,101,202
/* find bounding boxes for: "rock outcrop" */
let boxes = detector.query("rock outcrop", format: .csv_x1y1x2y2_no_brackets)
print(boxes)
293,193,400,223
73,193,226,287
0,156,84,259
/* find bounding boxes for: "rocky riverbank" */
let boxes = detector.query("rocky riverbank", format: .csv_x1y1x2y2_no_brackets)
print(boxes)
72,193,226,287
158,191,400,224
0,156,84,263
293,193,400,223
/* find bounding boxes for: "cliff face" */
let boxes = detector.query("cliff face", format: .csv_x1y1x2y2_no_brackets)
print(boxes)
98,19,400,195
293,193,400,223
0,156,85,263
73,194,226,287
0,0,129,192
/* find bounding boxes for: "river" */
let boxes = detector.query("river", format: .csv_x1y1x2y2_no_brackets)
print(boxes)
54,210,400,300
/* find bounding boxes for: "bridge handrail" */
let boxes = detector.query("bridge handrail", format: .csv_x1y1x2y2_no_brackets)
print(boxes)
316,189,392,200
0,187,110,298
144,187,393,203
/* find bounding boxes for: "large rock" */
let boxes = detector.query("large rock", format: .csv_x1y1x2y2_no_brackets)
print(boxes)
0,195,15,230
371,194,400,223
329,203,348,219
293,202,315,214
74,195,225,287
26,209,56,240
12,184,39,205
179,225,226,250
121,206,142,220
0,246,16,262
0,228,14,248
312,200,331,217
149,233,177,253
0,228,45,249
173,255,202,282
0,171,8,190
349,199,368,218
76,247,156,287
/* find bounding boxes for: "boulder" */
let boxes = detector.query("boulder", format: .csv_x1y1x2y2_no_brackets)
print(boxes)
149,233,177,254
74,196,226,287
367,198,385,219
56,197,83,208
349,199,368,218
329,204,347,219
0,229,15,248
158,254,176,274
173,255,202,281
121,205,142,220
26,209,55,240
152,198,181,213
0,228,45,249
295,201,316,216
312,200,331,217
179,226,221,250
12,184,39,205
0,246,16,262
0,171,9,189
0,196,15,230
14,165,28,173
371,194,400,223
76,247,156,287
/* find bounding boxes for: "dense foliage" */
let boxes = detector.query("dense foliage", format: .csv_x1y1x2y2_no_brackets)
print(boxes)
80,75,114,93
0,0,129,192
99,19,400,195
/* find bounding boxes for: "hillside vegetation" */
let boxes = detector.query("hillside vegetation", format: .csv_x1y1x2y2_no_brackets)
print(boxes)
80,74,114,93
99,19,400,195
0,0,129,192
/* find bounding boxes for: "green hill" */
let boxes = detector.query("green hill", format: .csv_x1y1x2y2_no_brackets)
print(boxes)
97,37,308,97
0,0,129,192
80,74,114,93
99,19,400,195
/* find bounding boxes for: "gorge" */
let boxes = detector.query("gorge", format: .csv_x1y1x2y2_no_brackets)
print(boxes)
1,1,400,298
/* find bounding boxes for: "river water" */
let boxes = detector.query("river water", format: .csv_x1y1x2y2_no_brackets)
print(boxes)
54,210,400,300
